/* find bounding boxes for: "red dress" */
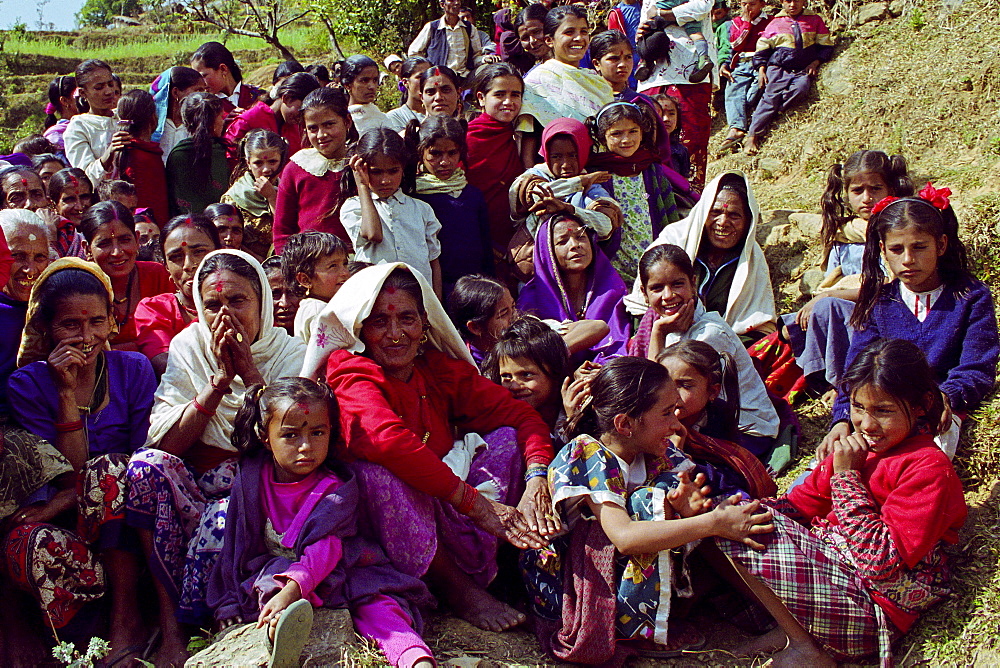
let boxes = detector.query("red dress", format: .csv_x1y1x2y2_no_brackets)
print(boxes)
122,140,169,227
224,100,305,161
326,348,554,498
465,112,523,253
112,261,173,349
133,292,195,360
272,158,348,253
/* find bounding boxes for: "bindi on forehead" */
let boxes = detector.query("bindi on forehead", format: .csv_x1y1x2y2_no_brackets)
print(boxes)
385,285,397,294
180,241,187,247
215,280,225,292
297,401,311,415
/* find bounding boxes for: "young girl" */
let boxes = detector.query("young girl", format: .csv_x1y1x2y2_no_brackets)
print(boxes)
822,184,999,460
509,116,619,256
590,29,635,95
484,315,570,440
384,57,432,133
517,213,629,362
446,274,516,367
149,66,208,161
719,338,966,666
204,203,246,251
523,356,773,662
33,153,68,188
465,63,525,259
517,5,614,165
47,167,94,258
43,74,78,151
652,93,690,179
207,378,435,668
280,231,352,343
222,129,288,259
341,128,443,297
588,100,679,283
114,89,169,226
775,150,914,394
63,59,126,185
273,87,356,253
629,243,779,456
658,339,777,498
417,65,462,119
133,215,221,375
339,55,389,136
190,41,262,113
166,92,231,215
225,72,319,159
262,255,301,335
412,115,493,296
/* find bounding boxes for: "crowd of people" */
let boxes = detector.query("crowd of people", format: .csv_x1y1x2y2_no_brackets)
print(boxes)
0,1,993,666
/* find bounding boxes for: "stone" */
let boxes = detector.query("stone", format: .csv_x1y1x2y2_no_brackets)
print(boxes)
857,2,889,23
800,268,828,297
888,0,905,16
757,158,783,178
755,209,793,246
788,212,824,238
185,608,355,668
819,59,853,96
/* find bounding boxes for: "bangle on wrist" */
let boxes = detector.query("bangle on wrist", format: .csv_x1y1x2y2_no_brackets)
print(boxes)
55,420,84,433
211,375,232,395
192,398,216,417
457,482,479,515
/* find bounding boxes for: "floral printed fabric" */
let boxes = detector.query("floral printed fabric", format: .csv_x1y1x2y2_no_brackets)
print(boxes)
611,173,653,285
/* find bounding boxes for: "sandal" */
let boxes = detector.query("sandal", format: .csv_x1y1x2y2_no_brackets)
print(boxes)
626,622,707,658
268,599,314,668
717,135,744,154
99,643,146,668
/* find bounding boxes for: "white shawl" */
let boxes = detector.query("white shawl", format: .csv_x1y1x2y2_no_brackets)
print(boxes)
624,170,776,335
300,262,474,379
147,249,307,451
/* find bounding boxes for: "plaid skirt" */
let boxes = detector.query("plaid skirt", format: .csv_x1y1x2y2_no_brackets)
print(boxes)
716,510,896,664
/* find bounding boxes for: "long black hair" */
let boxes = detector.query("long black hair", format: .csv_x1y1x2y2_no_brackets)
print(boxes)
657,339,741,440
180,92,226,184
567,356,672,438
191,41,243,82
45,75,76,128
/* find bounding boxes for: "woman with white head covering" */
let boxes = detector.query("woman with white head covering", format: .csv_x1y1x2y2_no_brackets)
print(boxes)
310,262,556,633
125,249,305,665
625,170,776,342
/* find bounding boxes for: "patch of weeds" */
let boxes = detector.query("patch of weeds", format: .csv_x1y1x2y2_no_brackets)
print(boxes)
988,136,1000,156
910,7,926,29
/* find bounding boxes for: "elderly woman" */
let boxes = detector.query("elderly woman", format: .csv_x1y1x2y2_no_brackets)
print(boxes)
625,170,776,344
302,263,556,633
126,249,306,666
79,201,172,351
4,258,157,666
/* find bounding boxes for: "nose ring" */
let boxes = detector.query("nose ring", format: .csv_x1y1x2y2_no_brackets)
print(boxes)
390,337,402,344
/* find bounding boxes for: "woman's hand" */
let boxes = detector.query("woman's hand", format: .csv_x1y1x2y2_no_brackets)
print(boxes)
580,170,612,190
465,493,547,549
10,488,77,527
711,495,774,550
47,336,88,391
668,470,712,518
222,309,262,385
210,309,238,384
517,475,561,537
832,432,868,474
816,421,851,462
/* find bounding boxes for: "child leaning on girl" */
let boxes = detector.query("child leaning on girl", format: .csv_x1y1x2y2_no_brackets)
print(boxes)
206,378,435,668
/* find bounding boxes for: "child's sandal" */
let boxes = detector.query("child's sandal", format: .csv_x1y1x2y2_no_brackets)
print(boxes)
268,599,314,668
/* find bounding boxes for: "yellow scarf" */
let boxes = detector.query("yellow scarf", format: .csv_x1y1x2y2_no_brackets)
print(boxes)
415,168,468,198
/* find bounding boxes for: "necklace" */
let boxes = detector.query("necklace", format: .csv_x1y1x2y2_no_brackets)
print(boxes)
113,268,137,327
77,353,108,414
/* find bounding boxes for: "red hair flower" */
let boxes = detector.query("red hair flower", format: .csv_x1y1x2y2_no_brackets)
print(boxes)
870,196,898,216
919,182,951,210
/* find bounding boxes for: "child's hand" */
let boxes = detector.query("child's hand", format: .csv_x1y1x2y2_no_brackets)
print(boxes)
573,360,602,382
257,580,302,637
711,495,774,550
254,175,277,201
817,421,851,461
527,184,572,217
939,392,954,435
668,470,712,518
580,170,612,190
795,294,824,331
561,374,593,422
832,432,869,473
651,298,696,338
349,155,372,191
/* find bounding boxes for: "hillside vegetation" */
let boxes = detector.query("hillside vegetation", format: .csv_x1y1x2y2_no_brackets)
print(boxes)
0,0,998,663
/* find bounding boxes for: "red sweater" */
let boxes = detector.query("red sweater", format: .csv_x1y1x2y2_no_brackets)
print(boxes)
123,140,169,227
112,261,174,349
133,292,195,359
224,100,305,161
272,159,348,253
326,348,554,498
780,434,966,631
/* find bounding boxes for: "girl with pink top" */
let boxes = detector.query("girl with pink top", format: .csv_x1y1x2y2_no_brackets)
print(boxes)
206,377,434,668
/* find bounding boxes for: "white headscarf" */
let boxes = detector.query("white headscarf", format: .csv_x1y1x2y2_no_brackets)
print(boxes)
624,170,776,335
147,249,307,451
300,262,473,379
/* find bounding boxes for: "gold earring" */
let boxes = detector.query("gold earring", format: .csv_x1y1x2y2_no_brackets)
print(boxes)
420,332,429,344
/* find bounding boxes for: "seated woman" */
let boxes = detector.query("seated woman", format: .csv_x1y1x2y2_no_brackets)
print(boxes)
133,215,221,376
5,258,157,666
625,170,776,344
304,263,556,633
125,250,306,666
79,201,172,351
517,213,629,362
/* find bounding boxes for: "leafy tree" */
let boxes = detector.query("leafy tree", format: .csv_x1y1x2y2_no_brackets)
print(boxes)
77,0,143,27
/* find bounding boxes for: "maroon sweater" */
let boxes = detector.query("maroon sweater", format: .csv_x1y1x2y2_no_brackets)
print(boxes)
272,158,348,253
123,140,169,227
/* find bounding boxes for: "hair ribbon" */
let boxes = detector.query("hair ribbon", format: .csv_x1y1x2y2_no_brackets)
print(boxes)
595,101,641,126
871,181,951,217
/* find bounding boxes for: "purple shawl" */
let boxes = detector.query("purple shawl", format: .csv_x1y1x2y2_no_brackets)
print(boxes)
517,217,631,362
206,451,433,624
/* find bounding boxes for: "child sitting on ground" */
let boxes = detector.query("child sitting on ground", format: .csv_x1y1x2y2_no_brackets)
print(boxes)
206,378,435,668
281,231,351,343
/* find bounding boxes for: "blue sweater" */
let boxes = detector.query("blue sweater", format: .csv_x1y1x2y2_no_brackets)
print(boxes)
415,184,494,295
832,279,999,423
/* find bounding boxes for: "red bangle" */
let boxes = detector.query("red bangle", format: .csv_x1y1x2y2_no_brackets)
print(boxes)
55,420,84,433
192,398,216,417
457,482,479,515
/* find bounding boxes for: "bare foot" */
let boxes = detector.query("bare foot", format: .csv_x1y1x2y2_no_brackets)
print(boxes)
745,135,762,156
445,583,525,632
106,621,145,667
734,627,787,658
771,638,835,667
154,630,189,668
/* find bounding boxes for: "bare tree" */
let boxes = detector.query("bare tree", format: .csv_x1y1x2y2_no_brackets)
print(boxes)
185,0,308,60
